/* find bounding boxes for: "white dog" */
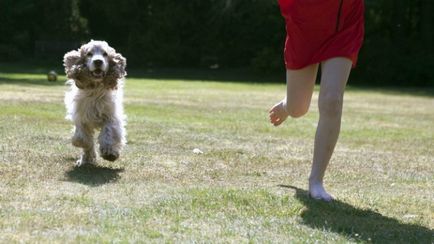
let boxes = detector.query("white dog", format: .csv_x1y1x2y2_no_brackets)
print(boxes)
63,40,127,166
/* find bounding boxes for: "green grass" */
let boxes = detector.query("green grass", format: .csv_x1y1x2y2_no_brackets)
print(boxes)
0,68,433,243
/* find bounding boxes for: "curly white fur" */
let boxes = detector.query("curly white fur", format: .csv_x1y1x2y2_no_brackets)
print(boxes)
64,40,127,166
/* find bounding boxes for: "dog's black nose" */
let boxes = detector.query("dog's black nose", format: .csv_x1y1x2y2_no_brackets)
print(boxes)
93,59,103,67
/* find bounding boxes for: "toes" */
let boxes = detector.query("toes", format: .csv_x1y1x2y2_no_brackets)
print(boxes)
308,187,334,202
323,195,334,202
269,111,284,125
272,114,286,126
309,192,331,202
273,119,283,127
269,113,278,123
308,192,321,200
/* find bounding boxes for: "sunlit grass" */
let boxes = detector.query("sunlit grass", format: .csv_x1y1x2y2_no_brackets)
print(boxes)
0,69,433,243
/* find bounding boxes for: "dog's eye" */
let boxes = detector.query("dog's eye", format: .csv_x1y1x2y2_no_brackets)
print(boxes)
87,52,93,57
103,52,108,57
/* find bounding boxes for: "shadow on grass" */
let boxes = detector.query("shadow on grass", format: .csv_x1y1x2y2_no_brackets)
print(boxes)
279,185,433,243
65,164,124,186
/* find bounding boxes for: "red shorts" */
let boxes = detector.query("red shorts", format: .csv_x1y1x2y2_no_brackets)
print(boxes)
279,0,364,69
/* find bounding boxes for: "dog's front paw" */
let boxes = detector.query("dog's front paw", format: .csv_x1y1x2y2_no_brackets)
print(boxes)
72,137,86,148
72,134,92,149
100,147,120,162
76,153,97,167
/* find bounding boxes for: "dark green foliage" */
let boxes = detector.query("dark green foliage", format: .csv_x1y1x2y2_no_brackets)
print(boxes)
0,0,36,60
358,0,434,85
78,0,283,70
0,0,432,85
0,0,88,60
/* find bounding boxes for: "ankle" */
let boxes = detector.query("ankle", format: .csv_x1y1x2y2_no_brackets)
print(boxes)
308,176,323,186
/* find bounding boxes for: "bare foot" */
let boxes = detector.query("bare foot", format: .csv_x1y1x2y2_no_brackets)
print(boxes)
269,100,290,126
309,180,334,202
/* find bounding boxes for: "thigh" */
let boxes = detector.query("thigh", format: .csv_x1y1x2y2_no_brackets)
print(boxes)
286,63,319,112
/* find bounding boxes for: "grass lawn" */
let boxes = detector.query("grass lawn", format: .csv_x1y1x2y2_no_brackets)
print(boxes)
0,66,433,243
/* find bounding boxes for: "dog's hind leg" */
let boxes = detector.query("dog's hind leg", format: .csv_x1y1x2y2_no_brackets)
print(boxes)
72,124,97,166
98,120,124,162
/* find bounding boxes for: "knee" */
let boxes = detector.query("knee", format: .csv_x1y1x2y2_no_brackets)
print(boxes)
318,96,343,116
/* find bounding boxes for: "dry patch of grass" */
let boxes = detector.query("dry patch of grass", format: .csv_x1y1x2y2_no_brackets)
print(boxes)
0,71,433,242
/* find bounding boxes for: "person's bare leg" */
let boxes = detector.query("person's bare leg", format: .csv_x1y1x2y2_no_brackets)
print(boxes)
269,64,319,126
309,57,352,201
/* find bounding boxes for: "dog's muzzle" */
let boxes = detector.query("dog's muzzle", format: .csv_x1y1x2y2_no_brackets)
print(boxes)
91,69,105,79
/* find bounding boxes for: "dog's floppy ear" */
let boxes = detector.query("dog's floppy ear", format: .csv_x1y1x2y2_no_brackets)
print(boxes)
104,52,127,89
63,50,81,78
63,49,87,89
111,53,127,77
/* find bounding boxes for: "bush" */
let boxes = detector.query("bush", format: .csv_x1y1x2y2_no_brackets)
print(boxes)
0,44,23,61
